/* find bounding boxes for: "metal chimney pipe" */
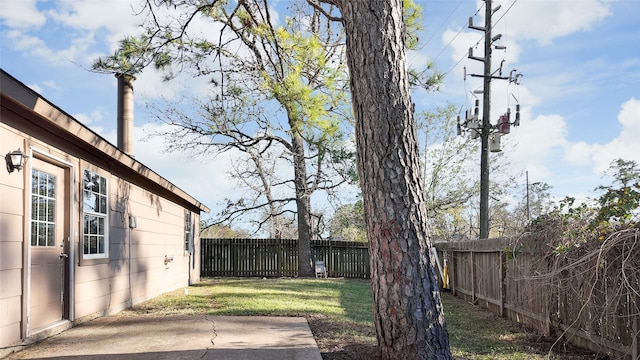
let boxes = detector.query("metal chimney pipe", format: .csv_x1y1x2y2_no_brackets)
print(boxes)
116,74,135,156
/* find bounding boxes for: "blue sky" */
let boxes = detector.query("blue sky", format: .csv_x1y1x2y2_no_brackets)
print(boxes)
1,0,639,224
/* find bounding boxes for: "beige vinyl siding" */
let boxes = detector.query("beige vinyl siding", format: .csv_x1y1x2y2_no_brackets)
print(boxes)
0,124,28,347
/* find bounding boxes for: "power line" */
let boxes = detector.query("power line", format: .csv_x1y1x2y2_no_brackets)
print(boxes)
442,36,482,78
493,0,519,27
408,1,468,65
432,27,466,64
441,0,519,80
423,0,466,47
430,3,485,65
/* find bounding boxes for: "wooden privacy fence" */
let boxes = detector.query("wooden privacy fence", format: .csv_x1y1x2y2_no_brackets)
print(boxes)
201,238,370,278
436,237,640,360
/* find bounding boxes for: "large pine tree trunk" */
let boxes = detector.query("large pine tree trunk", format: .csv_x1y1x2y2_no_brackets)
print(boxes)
335,0,452,358
291,127,314,277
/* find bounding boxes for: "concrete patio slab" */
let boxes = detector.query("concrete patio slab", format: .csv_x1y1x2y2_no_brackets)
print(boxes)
3,315,322,360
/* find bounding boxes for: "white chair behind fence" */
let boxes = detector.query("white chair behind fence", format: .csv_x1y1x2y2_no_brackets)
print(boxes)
315,261,327,278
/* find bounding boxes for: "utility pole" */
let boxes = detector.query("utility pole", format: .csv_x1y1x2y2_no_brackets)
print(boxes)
459,0,522,240
478,0,493,240
526,170,530,220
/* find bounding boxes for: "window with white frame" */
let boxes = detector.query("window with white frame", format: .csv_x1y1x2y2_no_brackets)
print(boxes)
185,210,192,253
83,169,108,258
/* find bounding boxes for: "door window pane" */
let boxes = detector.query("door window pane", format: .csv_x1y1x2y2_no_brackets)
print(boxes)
30,169,56,247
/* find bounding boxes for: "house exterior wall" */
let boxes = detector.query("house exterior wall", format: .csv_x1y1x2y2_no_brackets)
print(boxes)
0,126,27,348
0,72,204,350
71,173,199,321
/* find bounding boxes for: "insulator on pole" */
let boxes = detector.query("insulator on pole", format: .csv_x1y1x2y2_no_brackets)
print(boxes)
515,104,521,127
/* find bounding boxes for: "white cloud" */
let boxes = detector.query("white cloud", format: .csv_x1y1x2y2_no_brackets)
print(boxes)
47,1,141,32
491,0,612,45
506,97,640,199
26,83,43,94
563,141,594,166
134,67,212,103
130,122,240,214
445,29,483,71
72,108,105,127
559,98,640,174
42,80,59,90
589,97,640,172
2,30,55,60
489,81,539,114
503,109,568,182
617,97,640,137
97,122,239,216
1,1,141,68
3,27,100,68
0,0,46,29
56,32,100,66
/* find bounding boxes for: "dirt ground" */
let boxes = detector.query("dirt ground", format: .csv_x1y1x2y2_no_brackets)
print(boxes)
307,315,379,360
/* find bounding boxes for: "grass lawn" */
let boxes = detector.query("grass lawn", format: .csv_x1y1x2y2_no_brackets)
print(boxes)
119,278,603,360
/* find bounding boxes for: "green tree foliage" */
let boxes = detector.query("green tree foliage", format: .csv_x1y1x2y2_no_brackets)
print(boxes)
527,181,554,219
416,104,477,240
200,223,250,238
594,158,640,224
328,200,367,242
418,105,477,213
494,181,555,238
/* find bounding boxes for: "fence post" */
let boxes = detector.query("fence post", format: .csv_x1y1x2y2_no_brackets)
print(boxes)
329,239,333,278
232,239,238,277
201,239,206,276
277,238,283,277
451,250,456,296
544,255,552,337
471,250,476,303
500,250,506,317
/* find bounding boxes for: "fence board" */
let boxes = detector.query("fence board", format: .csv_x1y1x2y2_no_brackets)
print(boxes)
201,238,370,278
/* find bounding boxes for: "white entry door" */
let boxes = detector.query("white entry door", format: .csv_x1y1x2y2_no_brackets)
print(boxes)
29,158,69,331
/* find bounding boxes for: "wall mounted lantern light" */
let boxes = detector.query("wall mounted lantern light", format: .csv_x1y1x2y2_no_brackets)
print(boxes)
5,149,28,173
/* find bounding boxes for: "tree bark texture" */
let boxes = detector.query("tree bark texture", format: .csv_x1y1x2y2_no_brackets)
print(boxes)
335,1,452,359
291,126,314,277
